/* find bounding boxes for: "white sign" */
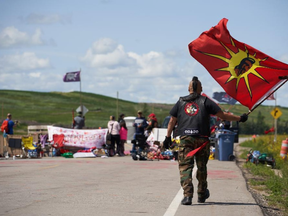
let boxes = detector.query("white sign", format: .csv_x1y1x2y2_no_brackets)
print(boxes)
47,126,107,148
76,105,89,116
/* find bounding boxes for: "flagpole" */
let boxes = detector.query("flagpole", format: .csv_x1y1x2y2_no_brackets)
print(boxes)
80,68,83,117
72,109,75,129
274,92,277,143
227,104,234,112
116,91,119,119
248,79,288,114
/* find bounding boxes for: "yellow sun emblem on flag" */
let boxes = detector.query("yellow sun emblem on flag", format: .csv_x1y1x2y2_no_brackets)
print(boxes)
200,38,269,98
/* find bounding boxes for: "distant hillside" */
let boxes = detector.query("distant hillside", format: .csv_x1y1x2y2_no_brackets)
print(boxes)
1,90,288,135
0,90,173,131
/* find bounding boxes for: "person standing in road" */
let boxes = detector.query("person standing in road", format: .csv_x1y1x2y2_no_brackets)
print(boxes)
163,77,248,205
107,115,120,156
2,113,18,158
145,113,158,135
131,110,148,152
133,110,147,136
119,120,128,156
73,111,85,129
4,113,18,135
118,113,125,124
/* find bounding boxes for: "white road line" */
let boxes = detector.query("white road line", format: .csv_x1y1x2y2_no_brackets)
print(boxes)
163,167,198,216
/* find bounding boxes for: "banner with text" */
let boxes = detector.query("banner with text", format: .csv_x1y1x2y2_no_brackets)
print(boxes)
47,126,107,148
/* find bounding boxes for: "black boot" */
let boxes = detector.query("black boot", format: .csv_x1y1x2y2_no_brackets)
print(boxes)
198,189,210,203
181,197,192,205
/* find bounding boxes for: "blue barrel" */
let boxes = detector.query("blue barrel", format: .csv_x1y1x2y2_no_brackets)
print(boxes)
217,129,236,161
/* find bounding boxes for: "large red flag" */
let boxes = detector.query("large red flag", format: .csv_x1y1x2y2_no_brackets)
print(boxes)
189,18,288,110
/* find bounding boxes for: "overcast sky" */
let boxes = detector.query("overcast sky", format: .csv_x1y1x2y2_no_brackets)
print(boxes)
1,0,288,111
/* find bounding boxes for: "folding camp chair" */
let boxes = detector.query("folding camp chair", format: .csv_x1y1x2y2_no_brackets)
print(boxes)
21,136,38,158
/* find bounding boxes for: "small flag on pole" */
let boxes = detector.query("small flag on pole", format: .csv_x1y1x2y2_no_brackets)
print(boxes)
63,71,81,82
267,93,275,100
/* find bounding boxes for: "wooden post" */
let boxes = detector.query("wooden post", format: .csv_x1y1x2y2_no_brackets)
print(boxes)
116,91,119,118
79,69,83,117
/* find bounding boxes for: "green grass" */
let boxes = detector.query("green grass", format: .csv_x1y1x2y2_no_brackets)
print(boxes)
0,90,173,131
2,89,288,135
241,135,288,214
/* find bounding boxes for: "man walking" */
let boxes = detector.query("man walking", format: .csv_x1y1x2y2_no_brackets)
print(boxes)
164,77,248,205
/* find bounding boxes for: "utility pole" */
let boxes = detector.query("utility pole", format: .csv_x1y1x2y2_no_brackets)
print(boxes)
116,91,119,118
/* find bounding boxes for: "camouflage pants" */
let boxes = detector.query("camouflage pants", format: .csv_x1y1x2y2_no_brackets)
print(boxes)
178,136,210,198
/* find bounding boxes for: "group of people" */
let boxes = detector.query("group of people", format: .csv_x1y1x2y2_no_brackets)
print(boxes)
107,110,159,157
2,78,249,207
106,114,127,156
64,109,160,157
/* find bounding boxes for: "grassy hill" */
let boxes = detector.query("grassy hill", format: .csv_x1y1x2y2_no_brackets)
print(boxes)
1,90,288,134
0,90,173,132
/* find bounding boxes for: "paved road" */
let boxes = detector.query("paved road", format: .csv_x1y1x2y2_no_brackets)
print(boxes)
0,140,263,216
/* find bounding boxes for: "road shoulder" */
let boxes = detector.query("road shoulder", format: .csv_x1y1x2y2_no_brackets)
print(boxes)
235,142,283,216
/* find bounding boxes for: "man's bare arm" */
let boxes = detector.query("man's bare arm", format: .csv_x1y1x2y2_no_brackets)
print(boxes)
166,116,177,137
215,110,241,122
